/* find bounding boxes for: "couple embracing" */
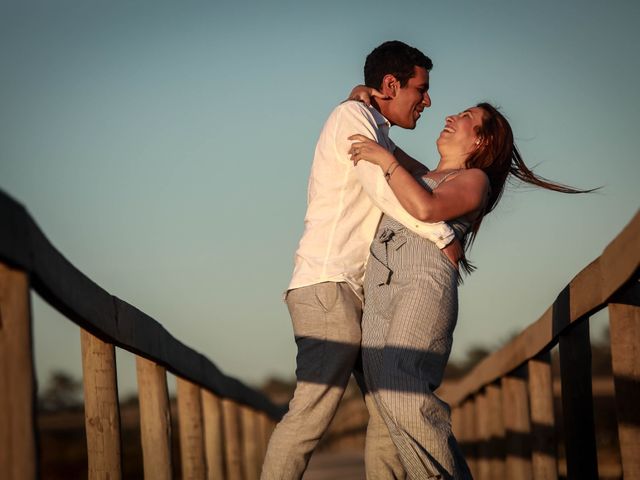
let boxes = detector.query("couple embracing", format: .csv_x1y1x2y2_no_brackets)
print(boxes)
261,40,583,480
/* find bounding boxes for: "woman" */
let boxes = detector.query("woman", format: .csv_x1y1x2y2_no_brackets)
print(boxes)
348,102,586,479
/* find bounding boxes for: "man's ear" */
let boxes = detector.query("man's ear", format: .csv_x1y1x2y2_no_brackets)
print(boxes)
381,74,399,98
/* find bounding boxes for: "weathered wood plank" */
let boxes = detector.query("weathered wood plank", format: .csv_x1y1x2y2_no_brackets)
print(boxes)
257,411,274,463
241,404,261,480
609,302,640,479
460,398,478,477
486,383,505,479
176,377,206,480
81,328,122,480
0,263,36,480
474,390,491,480
502,374,532,480
222,398,243,480
201,389,225,480
136,356,172,480
558,318,598,479
527,353,557,480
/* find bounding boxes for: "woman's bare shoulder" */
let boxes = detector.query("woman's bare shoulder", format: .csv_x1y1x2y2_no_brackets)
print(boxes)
457,168,490,187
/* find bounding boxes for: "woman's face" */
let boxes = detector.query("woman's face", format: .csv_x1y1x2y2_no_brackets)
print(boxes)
437,107,486,156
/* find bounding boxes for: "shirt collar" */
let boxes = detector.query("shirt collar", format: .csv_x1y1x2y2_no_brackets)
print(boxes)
368,104,392,129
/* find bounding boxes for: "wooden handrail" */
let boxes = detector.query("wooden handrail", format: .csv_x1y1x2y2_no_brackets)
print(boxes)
440,210,639,407
0,190,283,419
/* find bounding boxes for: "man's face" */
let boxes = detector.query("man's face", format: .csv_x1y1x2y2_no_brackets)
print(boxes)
386,66,431,129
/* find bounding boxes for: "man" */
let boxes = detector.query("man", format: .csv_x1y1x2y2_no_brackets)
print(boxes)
261,41,459,480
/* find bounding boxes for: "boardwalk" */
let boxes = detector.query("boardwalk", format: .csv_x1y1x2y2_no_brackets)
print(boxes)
304,452,365,479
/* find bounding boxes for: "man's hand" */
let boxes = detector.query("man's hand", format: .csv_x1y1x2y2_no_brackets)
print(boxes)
442,238,463,267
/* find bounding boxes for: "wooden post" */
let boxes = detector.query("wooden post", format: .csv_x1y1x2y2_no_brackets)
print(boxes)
258,412,269,461
81,328,122,479
527,353,557,480
0,263,36,480
609,302,640,479
474,390,492,480
240,405,261,480
201,389,225,479
257,411,273,462
502,374,532,480
176,377,206,480
460,398,478,476
136,356,172,480
451,406,462,441
486,383,506,479
558,318,598,479
221,398,243,480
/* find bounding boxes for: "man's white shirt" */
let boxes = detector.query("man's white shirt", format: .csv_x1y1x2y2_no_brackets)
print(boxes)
288,101,455,300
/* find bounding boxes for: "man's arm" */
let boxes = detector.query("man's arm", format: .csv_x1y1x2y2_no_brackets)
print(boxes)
335,102,456,249
393,146,430,177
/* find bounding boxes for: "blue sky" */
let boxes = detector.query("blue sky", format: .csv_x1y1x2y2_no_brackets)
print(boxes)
1,0,638,396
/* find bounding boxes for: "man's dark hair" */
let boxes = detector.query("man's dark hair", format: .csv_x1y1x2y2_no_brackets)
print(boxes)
364,40,433,89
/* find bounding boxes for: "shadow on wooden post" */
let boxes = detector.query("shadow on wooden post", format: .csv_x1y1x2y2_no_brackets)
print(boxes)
474,389,491,480
460,398,477,476
501,372,532,480
527,352,557,480
486,383,505,479
558,317,598,479
609,299,640,479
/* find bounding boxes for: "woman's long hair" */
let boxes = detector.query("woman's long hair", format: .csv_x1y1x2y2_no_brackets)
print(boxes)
459,102,593,274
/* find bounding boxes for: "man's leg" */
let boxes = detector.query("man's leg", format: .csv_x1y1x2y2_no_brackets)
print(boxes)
261,282,361,480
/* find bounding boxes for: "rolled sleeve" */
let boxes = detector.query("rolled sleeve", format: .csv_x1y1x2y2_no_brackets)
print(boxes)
336,103,455,248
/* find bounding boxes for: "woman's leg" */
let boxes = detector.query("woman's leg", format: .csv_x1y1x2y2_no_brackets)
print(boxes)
361,238,407,479
367,236,471,480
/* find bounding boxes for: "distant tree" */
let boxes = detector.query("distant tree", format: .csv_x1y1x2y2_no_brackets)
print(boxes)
444,344,494,380
260,376,296,405
591,326,612,376
444,331,519,380
39,371,82,411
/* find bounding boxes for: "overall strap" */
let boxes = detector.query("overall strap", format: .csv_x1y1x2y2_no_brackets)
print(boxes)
432,169,462,190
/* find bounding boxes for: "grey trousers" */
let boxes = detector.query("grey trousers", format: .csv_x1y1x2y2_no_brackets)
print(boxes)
261,282,405,480
362,217,472,480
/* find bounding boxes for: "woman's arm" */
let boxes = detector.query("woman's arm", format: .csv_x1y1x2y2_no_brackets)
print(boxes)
347,86,430,176
349,134,489,222
346,85,388,106
393,146,430,177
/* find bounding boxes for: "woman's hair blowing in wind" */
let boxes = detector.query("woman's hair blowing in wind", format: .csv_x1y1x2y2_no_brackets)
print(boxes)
459,102,594,274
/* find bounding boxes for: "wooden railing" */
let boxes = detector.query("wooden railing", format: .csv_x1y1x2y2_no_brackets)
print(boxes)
438,211,640,479
0,190,285,480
